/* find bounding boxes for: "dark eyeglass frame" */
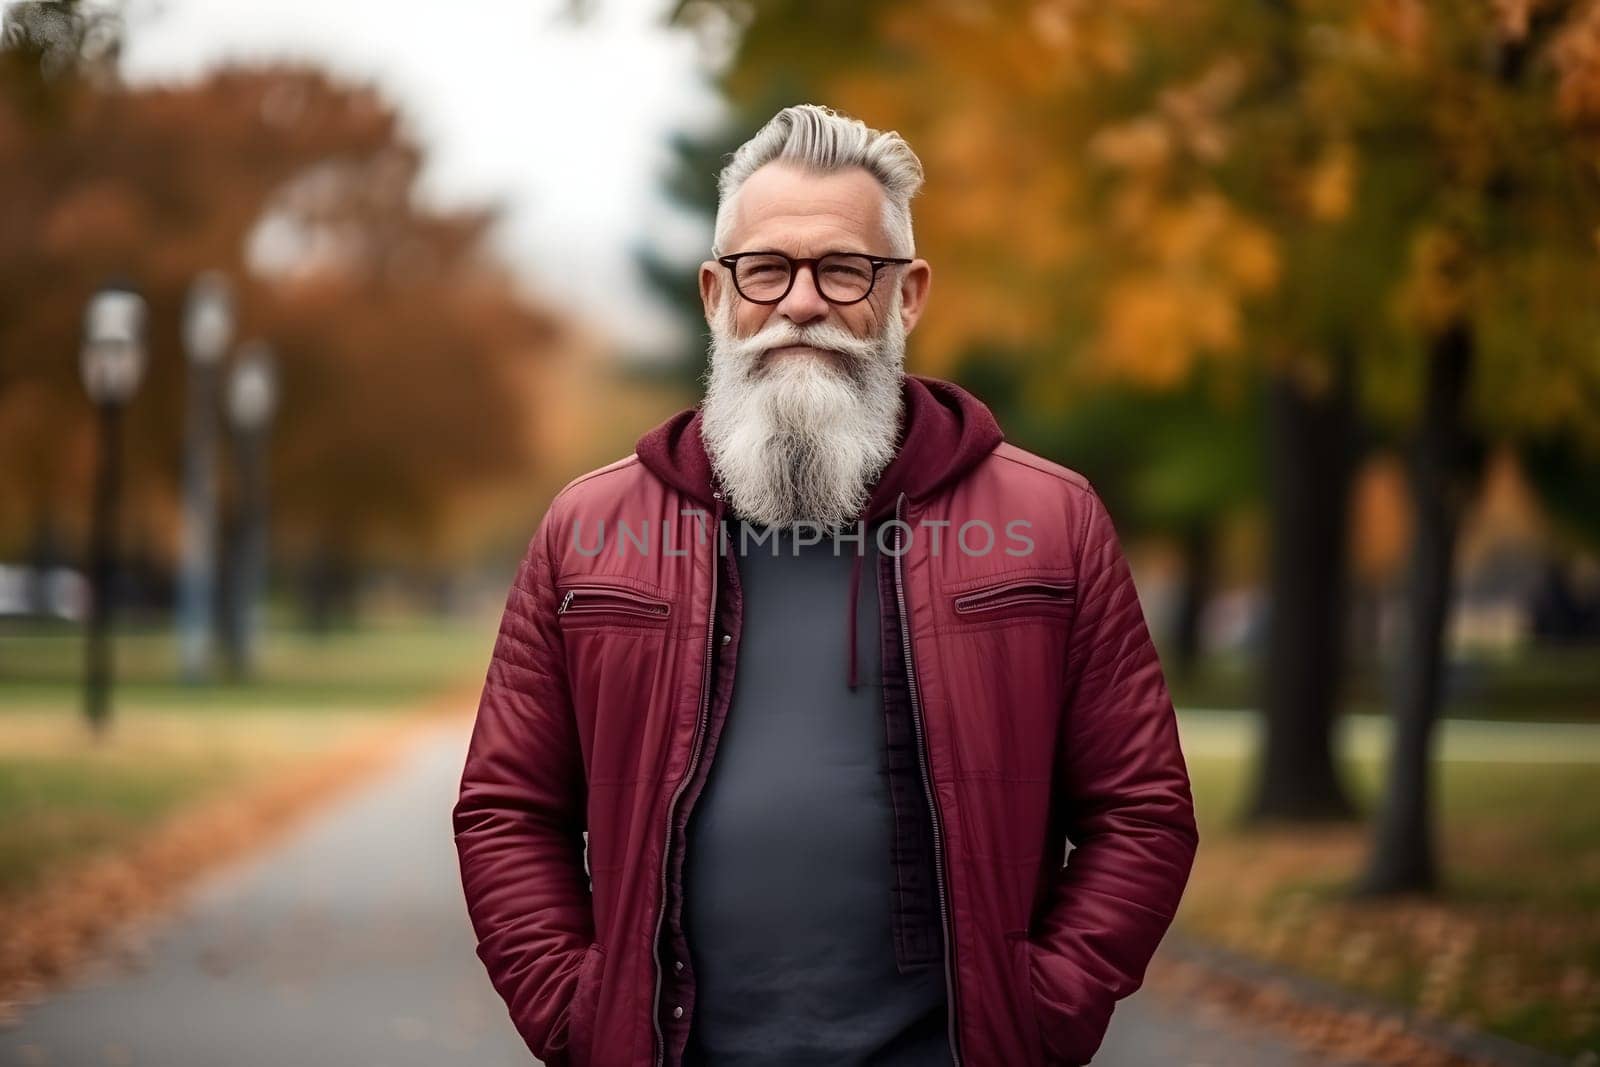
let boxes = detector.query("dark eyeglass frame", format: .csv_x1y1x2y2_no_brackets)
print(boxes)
716,250,914,306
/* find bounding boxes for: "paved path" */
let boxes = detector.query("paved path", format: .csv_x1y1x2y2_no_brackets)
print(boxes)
0,714,1376,1067
1,718,528,1067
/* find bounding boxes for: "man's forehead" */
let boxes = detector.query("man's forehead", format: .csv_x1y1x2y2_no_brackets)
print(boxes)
726,163,890,252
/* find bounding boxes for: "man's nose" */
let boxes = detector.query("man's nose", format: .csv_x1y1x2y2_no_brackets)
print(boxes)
776,262,830,324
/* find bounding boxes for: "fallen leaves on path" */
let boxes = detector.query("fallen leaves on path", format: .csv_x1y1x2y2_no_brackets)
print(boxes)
0,686,477,1027
1173,816,1599,1060
1148,953,1499,1067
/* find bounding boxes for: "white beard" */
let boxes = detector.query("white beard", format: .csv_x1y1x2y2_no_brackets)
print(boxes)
699,284,907,532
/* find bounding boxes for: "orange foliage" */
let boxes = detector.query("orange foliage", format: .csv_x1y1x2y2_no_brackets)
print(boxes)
0,61,580,566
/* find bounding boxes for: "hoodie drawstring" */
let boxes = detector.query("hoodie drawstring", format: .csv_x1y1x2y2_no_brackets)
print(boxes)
846,538,864,691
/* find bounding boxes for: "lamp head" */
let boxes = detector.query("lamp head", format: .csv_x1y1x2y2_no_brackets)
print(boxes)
228,340,278,431
183,270,234,366
80,282,148,406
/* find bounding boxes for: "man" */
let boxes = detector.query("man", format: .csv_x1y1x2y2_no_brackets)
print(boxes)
453,103,1199,1067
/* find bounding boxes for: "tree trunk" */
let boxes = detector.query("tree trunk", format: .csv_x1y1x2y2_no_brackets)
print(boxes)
26,511,65,617
1243,353,1359,823
1171,521,1215,683
1357,319,1475,895
300,539,358,634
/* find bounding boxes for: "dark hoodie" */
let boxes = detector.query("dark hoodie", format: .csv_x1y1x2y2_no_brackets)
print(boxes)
634,372,1005,690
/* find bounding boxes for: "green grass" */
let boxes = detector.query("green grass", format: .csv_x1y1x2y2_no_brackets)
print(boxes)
0,754,241,899
0,611,496,712
1169,644,1600,723
0,610,498,902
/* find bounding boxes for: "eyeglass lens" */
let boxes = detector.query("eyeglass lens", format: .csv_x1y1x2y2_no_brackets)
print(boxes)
734,254,876,303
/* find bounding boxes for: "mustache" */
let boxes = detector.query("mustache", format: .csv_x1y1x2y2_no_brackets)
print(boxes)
737,336,873,392
714,304,882,369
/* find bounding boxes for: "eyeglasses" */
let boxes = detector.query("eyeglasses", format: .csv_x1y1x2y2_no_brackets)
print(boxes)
717,250,913,306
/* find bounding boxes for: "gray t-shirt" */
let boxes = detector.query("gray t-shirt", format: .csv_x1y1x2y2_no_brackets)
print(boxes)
681,518,951,1066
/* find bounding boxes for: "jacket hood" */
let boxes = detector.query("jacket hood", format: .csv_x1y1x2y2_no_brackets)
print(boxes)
635,372,1005,690
635,371,1004,518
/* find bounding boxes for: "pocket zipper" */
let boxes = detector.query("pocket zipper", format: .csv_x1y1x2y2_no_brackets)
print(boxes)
557,586,671,618
952,578,1075,615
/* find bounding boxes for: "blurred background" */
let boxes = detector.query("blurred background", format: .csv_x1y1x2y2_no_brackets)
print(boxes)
0,0,1597,1065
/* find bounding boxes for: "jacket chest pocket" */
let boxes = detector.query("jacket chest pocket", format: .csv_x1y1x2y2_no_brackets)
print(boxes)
947,575,1076,624
556,583,673,628
556,579,678,794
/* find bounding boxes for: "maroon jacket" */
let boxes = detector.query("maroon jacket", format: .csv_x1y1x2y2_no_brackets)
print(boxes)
453,372,1199,1066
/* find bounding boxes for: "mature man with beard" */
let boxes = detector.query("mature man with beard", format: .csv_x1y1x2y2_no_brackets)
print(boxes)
454,104,1198,1067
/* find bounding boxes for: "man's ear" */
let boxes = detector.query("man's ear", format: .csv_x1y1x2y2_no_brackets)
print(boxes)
699,261,722,324
898,258,932,334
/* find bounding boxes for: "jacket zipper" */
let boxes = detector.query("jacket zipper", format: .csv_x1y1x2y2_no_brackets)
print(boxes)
557,585,672,617
952,578,1074,615
652,490,723,1067
895,491,963,1066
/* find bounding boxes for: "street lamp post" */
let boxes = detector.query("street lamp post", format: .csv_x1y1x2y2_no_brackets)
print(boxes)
224,340,278,680
177,270,233,683
80,282,148,737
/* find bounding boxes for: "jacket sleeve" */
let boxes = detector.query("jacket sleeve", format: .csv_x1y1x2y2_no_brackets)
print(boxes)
1029,482,1200,1066
452,504,594,1065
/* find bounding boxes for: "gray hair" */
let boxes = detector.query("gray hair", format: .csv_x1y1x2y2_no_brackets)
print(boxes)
711,103,925,259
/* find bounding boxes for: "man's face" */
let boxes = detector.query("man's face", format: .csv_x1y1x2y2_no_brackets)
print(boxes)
699,161,932,373
694,162,933,530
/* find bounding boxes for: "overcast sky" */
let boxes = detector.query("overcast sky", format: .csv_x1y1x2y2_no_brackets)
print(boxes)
115,0,729,361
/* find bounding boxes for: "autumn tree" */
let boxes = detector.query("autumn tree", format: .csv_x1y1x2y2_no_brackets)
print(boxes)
667,0,1600,887
1339,0,1600,892
0,31,573,616
664,0,1349,816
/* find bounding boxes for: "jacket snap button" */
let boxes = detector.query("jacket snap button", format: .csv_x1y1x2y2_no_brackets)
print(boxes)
720,633,731,646
672,1005,684,1019
674,960,684,972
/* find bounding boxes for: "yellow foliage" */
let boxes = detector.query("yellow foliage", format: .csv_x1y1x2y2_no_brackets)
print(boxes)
1305,142,1355,222
1096,274,1248,387
1350,452,1411,581
1081,189,1280,385
786,0,1596,424
1357,0,1431,67
1158,59,1245,166
1397,227,1474,332
1492,0,1534,42
1149,193,1280,293
1097,279,1197,387
1090,116,1173,173
1551,1,1600,127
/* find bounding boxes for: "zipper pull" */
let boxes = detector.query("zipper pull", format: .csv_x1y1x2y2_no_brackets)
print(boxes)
558,590,575,614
